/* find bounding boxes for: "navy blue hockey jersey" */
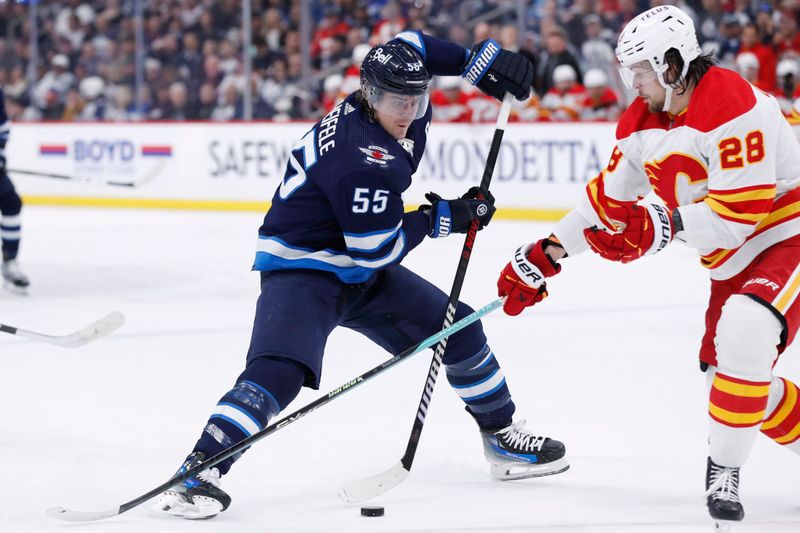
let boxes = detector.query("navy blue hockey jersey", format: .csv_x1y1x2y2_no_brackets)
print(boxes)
253,31,469,284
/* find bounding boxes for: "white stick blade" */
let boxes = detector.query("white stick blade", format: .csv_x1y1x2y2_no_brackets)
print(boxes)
338,462,409,503
46,506,119,522
61,311,125,348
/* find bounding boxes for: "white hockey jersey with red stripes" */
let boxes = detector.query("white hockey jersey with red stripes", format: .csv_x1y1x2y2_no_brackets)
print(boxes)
554,66,800,280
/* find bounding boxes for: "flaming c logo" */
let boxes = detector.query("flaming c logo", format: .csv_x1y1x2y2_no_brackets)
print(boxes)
644,153,708,209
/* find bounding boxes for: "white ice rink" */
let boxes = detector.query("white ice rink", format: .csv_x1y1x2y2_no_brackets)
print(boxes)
1,206,799,533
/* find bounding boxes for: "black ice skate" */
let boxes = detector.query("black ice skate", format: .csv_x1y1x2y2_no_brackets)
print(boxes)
480,419,569,480
2,259,29,293
705,457,744,532
150,452,231,520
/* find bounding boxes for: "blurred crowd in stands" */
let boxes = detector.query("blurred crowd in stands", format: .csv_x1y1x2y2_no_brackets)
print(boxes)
1,0,800,123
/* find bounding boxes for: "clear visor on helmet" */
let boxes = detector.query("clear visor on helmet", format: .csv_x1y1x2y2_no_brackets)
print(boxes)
618,61,660,89
368,86,430,121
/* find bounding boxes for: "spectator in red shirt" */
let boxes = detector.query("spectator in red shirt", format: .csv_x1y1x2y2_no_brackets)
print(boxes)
738,23,777,91
310,8,350,60
735,51,774,93
431,76,473,123
341,44,371,96
541,64,585,121
774,58,800,116
774,10,800,56
579,68,622,121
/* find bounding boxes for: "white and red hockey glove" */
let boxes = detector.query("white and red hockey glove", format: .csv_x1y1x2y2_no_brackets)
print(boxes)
583,201,673,264
497,239,561,316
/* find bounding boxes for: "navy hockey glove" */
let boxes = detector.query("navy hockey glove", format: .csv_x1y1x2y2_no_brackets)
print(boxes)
421,188,496,238
461,39,533,101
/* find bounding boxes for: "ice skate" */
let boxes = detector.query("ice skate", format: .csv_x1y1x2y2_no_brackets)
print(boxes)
705,457,743,532
2,259,28,293
481,419,569,480
150,452,231,520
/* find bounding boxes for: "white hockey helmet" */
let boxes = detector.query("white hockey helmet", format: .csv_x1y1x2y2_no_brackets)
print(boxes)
553,64,577,84
777,58,799,78
616,5,701,110
735,52,760,74
584,68,608,88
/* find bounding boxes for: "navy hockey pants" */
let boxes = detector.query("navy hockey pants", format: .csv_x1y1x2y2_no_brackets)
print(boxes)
246,266,488,388
192,266,515,474
0,171,21,260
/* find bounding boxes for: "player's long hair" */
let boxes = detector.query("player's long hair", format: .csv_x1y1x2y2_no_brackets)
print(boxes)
355,89,376,121
664,49,717,96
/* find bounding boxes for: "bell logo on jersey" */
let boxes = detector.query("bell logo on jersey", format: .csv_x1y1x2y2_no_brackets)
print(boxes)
359,145,395,165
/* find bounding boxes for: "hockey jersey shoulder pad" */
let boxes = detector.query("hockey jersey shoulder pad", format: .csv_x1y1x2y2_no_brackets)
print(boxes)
683,67,757,133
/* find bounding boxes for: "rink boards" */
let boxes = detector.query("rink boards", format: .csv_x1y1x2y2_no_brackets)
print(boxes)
7,121,620,219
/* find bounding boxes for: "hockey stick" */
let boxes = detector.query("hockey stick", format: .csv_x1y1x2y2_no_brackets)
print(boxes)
339,93,514,504
46,298,504,522
0,311,125,348
8,166,160,188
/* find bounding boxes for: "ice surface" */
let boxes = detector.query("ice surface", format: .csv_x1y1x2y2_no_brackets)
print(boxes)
1,207,798,532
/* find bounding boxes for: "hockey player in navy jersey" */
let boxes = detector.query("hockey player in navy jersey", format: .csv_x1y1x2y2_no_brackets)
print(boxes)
0,88,29,292
152,31,568,519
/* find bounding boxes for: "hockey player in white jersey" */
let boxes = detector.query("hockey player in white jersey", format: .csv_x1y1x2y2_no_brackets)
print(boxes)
496,5,800,531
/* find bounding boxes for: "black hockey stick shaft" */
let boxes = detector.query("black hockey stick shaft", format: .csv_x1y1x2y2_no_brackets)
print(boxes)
47,298,503,521
400,93,513,471
8,168,136,187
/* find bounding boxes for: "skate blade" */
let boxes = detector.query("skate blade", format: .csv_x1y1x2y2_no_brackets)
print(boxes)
150,491,221,520
713,519,735,532
3,280,28,295
490,457,570,481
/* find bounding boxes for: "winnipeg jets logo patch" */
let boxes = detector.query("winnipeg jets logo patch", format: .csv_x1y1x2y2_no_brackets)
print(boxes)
397,138,415,155
359,145,395,165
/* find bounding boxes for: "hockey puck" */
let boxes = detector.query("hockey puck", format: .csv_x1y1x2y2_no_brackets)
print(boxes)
360,506,385,517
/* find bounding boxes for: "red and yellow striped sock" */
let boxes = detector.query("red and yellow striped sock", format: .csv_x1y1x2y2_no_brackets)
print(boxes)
709,372,770,428
761,377,800,447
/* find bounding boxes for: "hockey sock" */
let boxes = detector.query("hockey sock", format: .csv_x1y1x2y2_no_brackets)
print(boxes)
192,356,305,475
0,190,21,260
445,344,515,430
708,371,770,466
761,376,800,453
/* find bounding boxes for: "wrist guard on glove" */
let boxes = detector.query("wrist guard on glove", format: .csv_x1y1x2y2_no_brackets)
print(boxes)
497,239,561,316
583,202,673,264
421,186,496,238
461,39,533,101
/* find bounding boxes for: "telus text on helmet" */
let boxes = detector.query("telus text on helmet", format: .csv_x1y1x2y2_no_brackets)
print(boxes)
639,5,668,20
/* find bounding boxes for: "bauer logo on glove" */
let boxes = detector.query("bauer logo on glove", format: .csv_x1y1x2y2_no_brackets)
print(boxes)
512,246,544,287
497,240,562,316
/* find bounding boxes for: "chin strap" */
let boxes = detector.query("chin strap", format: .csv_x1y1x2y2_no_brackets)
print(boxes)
662,85,674,112
656,68,674,112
